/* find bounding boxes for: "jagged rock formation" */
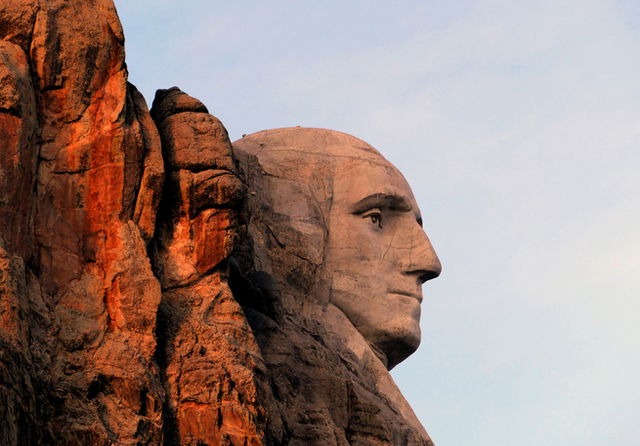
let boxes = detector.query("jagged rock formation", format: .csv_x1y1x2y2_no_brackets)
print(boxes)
0,1,440,445
150,88,266,445
1,1,166,443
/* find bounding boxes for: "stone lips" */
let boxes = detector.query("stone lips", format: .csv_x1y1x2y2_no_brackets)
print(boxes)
0,1,439,445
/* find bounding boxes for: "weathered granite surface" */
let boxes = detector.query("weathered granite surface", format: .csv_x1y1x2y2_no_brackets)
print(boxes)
233,129,441,445
2,1,165,443
0,1,441,445
151,88,265,445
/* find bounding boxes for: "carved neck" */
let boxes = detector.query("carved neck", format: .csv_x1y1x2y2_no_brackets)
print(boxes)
322,303,429,436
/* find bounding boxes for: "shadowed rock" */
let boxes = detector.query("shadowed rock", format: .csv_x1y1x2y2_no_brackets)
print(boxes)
0,2,441,445
151,87,266,445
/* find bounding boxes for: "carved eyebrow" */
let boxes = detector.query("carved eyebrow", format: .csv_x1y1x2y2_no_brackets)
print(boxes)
350,193,412,214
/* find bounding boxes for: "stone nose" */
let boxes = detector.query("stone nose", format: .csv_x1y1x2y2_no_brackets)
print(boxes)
399,226,442,284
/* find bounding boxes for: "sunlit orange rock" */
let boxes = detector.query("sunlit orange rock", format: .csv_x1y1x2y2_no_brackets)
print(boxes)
1,1,437,445
1,0,165,443
151,87,265,445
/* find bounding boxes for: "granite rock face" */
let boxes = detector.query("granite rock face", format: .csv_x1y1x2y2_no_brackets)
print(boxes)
151,88,265,446
0,1,440,445
233,129,440,445
1,0,166,443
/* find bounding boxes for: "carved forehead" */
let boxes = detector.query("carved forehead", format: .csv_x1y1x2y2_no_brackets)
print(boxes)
233,127,390,165
233,127,415,212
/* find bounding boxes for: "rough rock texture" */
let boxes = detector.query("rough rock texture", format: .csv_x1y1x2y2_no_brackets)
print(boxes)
233,129,440,445
1,0,168,443
0,0,263,442
0,1,439,445
151,88,265,445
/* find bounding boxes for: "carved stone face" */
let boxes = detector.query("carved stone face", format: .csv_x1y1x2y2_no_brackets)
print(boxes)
233,128,441,370
326,151,441,369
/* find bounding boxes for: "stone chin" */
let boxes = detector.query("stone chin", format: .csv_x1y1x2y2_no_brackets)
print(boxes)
339,291,423,370
377,325,422,371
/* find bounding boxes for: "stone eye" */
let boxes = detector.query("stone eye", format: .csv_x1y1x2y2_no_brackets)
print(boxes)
365,211,383,228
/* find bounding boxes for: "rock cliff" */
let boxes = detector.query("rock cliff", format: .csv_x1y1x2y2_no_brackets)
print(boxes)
0,1,436,445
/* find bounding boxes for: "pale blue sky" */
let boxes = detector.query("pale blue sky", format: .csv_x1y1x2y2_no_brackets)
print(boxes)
114,1,640,444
